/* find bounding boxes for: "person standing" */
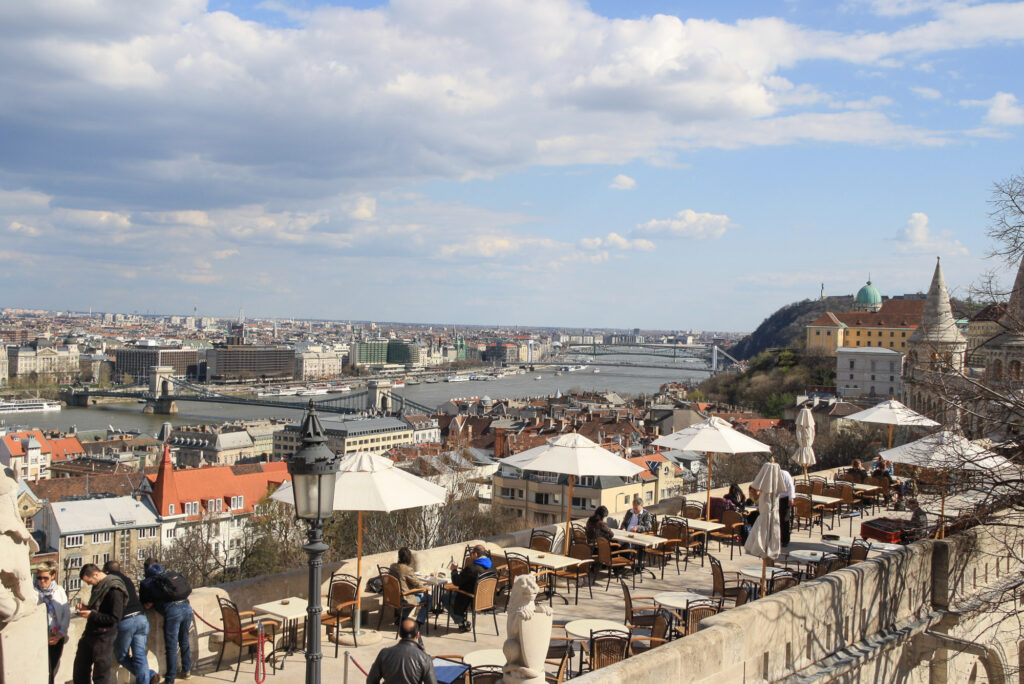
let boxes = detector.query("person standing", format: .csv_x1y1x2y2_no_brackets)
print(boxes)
778,467,795,548
103,561,157,684
73,564,128,684
35,561,71,684
139,559,193,683
365,618,437,684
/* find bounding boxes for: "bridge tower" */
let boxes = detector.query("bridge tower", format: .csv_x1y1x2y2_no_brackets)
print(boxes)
367,380,393,415
144,365,178,415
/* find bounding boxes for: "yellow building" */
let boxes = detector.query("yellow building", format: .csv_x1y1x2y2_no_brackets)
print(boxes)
807,299,925,357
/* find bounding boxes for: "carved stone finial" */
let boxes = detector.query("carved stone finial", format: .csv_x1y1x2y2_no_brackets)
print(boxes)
502,574,553,684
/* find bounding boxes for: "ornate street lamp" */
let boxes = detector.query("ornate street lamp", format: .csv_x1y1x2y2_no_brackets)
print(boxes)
286,402,339,684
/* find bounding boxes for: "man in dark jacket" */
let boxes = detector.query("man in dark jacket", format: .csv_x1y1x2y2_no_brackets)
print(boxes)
73,563,128,684
366,619,437,684
103,561,157,684
139,559,193,683
621,498,653,533
443,545,493,632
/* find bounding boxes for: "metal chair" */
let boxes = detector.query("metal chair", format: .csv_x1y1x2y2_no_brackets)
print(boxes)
584,629,631,672
469,665,504,683
446,573,500,642
684,598,722,636
768,572,799,594
505,552,554,606
620,578,658,630
215,596,279,682
643,520,683,579
708,555,744,604
377,572,428,636
628,613,670,654
793,496,824,536
683,502,704,520
529,528,556,552
322,572,359,653
709,509,744,560
553,542,594,604
849,539,870,564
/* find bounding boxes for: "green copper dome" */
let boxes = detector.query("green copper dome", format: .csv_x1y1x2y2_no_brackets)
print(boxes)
855,279,882,305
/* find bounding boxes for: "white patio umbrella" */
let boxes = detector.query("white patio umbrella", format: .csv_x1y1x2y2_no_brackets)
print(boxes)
743,461,784,596
846,399,940,448
271,451,447,632
500,432,645,548
879,431,1008,538
653,417,771,519
793,407,817,483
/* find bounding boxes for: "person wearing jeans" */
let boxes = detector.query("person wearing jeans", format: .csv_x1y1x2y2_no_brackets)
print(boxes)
162,600,193,683
104,560,156,684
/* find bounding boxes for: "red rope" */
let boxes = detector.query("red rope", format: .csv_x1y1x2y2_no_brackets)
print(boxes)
348,653,369,676
191,610,269,683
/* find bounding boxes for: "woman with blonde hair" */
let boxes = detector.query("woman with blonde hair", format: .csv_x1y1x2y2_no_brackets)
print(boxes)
35,561,70,684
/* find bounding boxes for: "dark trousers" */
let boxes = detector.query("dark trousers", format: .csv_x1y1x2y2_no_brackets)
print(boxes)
73,629,116,684
48,640,65,684
779,496,792,547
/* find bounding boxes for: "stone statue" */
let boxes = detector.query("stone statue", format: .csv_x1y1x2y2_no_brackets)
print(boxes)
0,468,38,622
501,574,553,684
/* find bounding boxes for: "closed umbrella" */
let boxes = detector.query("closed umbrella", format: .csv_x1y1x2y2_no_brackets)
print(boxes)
271,451,447,633
500,432,645,548
793,407,816,483
743,461,784,596
846,399,940,448
653,417,771,519
880,431,1007,538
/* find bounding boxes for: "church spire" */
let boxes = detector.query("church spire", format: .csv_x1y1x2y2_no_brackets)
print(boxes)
1000,252,1024,332
910,257,966,346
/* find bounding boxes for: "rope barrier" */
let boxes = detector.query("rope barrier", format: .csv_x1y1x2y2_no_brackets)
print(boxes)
348,652,369,676
191,610,269,684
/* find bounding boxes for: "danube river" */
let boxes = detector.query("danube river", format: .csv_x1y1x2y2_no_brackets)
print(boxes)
5,358,710,436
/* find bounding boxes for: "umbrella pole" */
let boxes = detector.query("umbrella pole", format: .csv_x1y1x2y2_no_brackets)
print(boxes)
355,510,363,633
706,453,713,521
760,558,767,598
566,475,575,553
936,474,947,540
803,465,809,484
888,424,894,449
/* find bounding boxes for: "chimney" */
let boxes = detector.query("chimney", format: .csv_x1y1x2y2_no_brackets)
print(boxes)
494,428,507,460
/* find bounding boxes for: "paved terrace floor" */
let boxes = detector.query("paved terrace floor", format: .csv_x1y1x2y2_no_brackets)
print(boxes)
187,476,955,684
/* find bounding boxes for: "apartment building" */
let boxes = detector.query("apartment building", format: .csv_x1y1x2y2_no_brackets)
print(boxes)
272,416,414,459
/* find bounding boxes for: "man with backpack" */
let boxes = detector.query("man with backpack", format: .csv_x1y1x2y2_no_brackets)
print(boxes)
139,558,193,683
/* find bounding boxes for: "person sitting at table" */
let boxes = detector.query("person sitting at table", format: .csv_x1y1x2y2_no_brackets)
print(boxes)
847,459,869,480
366,618,437,684
390,547,432,627
443,545,492,633
585,505,615,545
724,483,748,511
621,497,653,533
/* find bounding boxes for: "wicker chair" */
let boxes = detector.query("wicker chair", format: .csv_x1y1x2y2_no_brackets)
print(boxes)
709,510,744,560
445,573,500,642
505,552,554,606
678,518,706,569
629,613,670,654
215,596,279,682
553,542,594,604
469,665,504,683
684,598,722,636
377,572,429,636
769,572,799,594
683,503,704,520
322,572,360,653
708,555,744,604
643,520,683,579
620,579,658,629
848,539,870,564
545,647,573,684
530,529,556,553
793,496,824,536
733,586,750,607
570,523,589,546
584,629,631,672
595,537,638,590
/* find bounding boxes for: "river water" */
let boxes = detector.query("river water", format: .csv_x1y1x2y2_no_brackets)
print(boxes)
5,357,709,437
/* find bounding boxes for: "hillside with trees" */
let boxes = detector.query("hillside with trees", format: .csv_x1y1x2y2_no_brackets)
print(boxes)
729,295,855,360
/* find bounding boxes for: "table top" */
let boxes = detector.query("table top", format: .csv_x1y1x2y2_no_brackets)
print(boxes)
739,566,790,580
433,658,470,684
820,535,859,548
610,529,663,547
786,549,833,563
652,591,707,610
503,547,579,570
463,648,506,668
564,618,628,640
810,495,840,505
253,597,309,621
849,483,880,492
684,518,726,532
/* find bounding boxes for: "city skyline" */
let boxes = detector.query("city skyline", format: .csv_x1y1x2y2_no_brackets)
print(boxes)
2,1,1023,328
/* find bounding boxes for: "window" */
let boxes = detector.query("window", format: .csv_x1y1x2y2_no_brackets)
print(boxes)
645,491,653,503
64,535,83,548
500,487,515,499
168,504,175,515
138,549,146,560
533,493,550,505
571,496,588,509
890,375,895,381
815,331,820,336
624,495,630,505
849,360,855,369
184,501,199,516
230,495,244,510
67,556,83,569
166,528,176,539
870,360,876,371
579,476,594,487
92,532,111,544
138,527,157,540
67,578,81,591
849,374,854,380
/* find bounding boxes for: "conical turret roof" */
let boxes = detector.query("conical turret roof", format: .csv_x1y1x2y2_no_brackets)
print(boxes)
909,257,966,346
999,252,1024,332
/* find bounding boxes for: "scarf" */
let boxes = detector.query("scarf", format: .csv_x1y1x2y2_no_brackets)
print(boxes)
88,574,127,612
35,580,61,635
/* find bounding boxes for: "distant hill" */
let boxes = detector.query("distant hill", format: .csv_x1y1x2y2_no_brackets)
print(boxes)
729,296,856,360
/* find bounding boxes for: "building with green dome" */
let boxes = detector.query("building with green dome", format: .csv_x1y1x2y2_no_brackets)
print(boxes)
854,278,883,312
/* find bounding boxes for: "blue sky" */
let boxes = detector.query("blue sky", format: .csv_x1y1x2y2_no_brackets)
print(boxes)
1,0,1023,330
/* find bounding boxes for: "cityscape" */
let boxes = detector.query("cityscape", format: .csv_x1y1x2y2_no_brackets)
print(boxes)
2,2,1023,684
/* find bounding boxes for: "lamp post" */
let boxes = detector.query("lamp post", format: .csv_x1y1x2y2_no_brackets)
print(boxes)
286,402,339,684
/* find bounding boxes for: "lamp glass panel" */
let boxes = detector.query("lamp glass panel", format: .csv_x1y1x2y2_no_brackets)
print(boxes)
318,471,336,520
292,472,319,519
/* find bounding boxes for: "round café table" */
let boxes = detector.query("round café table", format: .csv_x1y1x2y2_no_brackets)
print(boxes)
651,591,707,611
739,566,790,581
786,550,834,564
463,648,506,668
564,618,627,640
820,535,859,549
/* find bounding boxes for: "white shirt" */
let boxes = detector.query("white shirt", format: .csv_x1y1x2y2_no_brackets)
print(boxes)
627,510,642,530
779,469,796,500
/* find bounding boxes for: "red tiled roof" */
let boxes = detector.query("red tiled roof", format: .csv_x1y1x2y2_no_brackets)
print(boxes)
809,300,925,329
1,430,51,457
48,437,86,462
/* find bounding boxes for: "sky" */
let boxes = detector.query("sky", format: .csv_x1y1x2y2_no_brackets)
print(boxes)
1,1,1024,330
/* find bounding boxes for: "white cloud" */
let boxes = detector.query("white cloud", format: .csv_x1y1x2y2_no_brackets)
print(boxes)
212,249,238,259
349,196,377,221
580,232,654,251
896,212,968,256
634,210,733,239
961,91,1024,126
609,174,636,190
8,221,41,237
910,86,942,99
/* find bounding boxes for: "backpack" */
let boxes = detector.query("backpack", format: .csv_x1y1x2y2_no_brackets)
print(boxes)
154,570,192,602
